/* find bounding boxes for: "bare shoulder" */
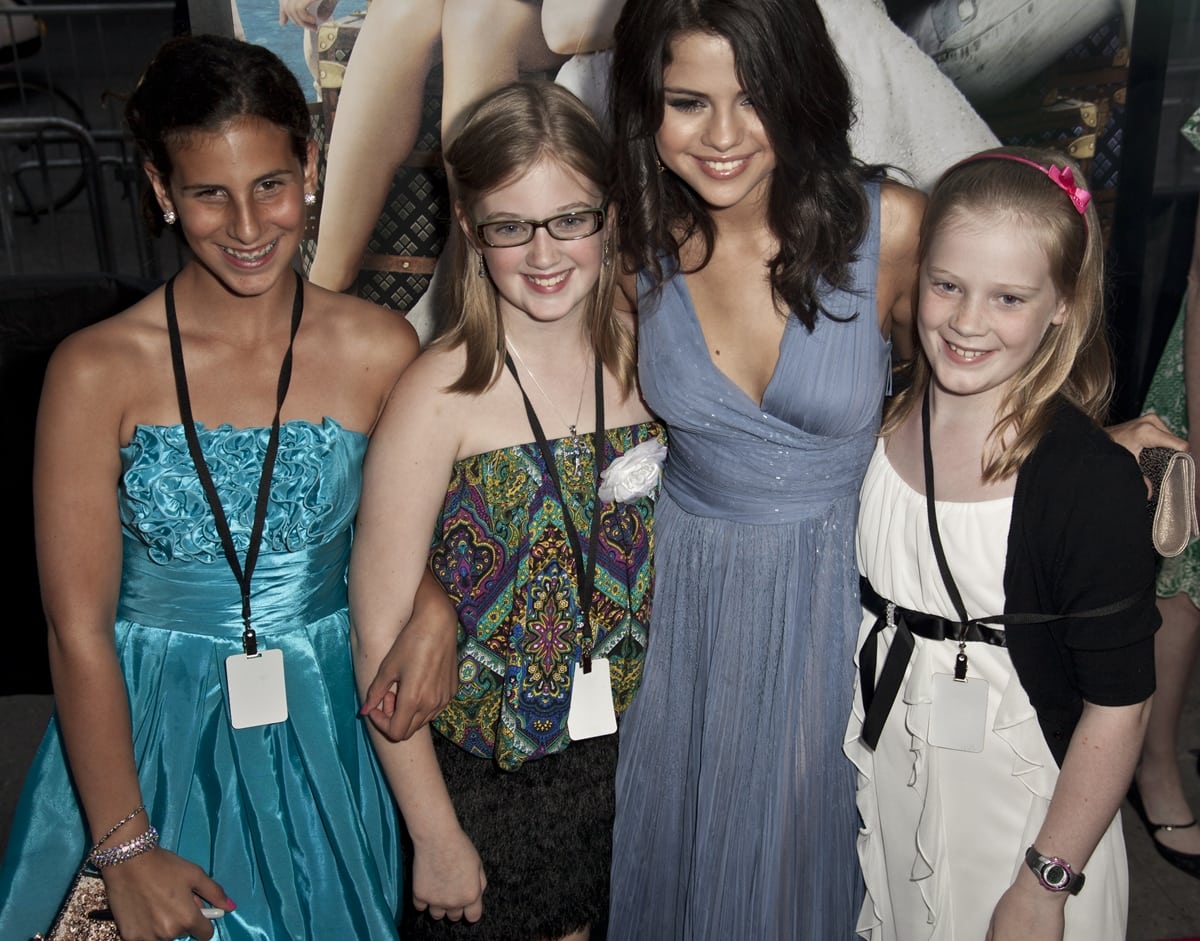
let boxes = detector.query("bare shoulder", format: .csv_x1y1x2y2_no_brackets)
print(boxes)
876,182,925,346
878,181,925,259
371,340,472,458
45,288,166,398
388,339,468,409
303,282,421,372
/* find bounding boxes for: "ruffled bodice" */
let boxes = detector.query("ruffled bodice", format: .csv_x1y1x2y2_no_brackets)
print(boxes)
116,419,366,635
120,417,365,562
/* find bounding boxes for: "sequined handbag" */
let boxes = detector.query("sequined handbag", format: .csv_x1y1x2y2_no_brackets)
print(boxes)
33,865,120,941
1139,447,1199,557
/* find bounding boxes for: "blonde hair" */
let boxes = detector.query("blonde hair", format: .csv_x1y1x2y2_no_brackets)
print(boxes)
882,146,1111,482
437,81,634,396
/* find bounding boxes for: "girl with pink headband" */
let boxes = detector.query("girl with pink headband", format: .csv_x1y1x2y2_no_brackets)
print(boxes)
845,146,1158,941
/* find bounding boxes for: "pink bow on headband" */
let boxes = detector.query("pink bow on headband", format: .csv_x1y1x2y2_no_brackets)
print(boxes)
953,152,1093,218
1045,164,1092,214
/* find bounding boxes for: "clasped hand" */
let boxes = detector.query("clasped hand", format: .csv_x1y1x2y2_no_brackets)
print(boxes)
359,598,460,742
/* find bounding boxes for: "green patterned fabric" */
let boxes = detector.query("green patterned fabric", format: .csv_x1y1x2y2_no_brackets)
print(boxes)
430,421,665,771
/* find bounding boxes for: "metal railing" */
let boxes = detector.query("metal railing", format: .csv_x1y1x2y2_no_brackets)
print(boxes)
0,2,180,278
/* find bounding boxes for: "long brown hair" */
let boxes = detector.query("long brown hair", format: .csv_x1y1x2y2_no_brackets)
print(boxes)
882,146,1111,482
439,81,634,396
608,0,877,330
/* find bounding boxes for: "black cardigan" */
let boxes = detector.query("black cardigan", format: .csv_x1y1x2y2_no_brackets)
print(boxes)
1003,399,1160,766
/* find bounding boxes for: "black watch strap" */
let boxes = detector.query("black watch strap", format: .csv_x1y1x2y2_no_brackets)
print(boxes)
1025,845,1085,895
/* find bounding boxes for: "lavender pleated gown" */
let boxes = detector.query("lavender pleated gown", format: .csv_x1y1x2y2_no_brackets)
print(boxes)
609,182,888,940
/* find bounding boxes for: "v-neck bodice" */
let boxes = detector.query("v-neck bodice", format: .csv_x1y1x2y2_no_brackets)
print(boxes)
636,180,890,523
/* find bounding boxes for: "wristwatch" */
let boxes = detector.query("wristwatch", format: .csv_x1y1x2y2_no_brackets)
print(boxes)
1024,845,1085,895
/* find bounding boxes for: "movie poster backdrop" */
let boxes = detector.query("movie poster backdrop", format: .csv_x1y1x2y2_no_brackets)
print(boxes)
193,0,1155,367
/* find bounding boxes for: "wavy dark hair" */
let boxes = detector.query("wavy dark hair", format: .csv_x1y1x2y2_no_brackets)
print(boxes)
125,34,310,236
609,0,874,330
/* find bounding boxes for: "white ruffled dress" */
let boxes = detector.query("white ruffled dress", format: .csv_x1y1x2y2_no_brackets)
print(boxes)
844,439,1127,941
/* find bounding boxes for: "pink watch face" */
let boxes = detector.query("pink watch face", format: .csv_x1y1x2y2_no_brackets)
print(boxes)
1025,845,1083,894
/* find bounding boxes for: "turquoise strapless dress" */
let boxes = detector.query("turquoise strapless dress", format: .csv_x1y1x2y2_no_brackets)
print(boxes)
0,419,401,940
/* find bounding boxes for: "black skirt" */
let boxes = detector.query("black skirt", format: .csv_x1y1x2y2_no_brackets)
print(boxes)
401,732,618,941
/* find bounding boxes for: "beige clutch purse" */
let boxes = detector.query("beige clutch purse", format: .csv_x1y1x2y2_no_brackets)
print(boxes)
33,866,119,940
1139,447,1200,557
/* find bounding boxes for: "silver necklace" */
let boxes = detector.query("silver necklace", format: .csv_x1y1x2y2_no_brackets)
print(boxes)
505,337,589,436
505,337,590,474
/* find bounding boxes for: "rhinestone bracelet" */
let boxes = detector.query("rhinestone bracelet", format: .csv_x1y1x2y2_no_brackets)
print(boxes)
88,825,159,868
90,803,146,853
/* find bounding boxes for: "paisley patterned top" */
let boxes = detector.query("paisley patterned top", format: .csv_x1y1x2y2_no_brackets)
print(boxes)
431,421,665,770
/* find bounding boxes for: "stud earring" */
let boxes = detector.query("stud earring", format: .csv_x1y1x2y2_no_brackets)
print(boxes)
603,240,611,268
163,209,177,225
655,156,664,174
304,192,317,207
477,253,486,278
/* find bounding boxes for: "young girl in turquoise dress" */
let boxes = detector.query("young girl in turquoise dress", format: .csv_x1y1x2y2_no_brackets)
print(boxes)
0,34,457,941
844,148,1160,941
348,80,664,941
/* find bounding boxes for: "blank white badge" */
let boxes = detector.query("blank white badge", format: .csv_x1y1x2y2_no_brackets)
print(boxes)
567,657,618,740
226,648,289,729
928,673,988,752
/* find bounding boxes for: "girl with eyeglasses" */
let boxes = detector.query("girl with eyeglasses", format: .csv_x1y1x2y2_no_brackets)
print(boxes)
348,80,664,941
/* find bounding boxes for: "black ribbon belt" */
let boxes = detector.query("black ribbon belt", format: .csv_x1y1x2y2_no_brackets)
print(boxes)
858,577,1007,750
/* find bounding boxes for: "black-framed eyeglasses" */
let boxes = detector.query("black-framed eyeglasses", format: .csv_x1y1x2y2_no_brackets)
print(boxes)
473,207,607,248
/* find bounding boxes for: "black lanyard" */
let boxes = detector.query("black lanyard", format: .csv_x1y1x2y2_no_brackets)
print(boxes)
504,351,605,671
859,388,1144,749
921,385,973,679
165,271,304,657
921,386,1140,628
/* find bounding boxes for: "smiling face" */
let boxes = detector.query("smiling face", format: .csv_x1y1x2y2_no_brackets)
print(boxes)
462,155,607,330
654,30,775,214
148,115,316,297
918,210,1068,413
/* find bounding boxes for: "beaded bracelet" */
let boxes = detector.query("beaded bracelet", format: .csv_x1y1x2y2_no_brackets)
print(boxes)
88,825,160,868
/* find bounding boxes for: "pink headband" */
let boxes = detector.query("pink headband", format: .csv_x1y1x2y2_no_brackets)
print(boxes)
955,152,1092,216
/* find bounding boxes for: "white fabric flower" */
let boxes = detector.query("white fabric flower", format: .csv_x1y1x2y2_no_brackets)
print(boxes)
598,439,667,503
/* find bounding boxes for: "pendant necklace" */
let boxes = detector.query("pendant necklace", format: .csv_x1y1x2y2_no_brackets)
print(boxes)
505,336,590,474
